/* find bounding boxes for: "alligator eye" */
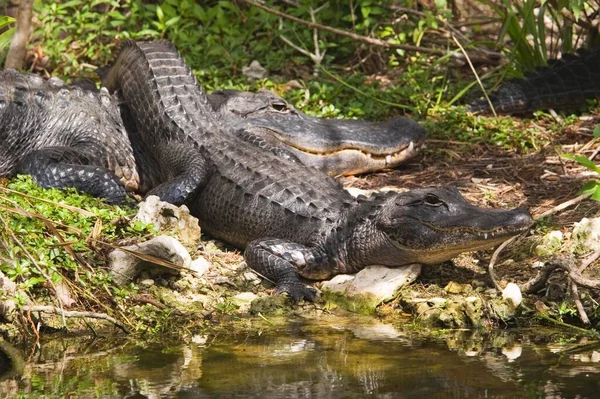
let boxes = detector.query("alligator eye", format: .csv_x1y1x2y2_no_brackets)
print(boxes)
272,103,289,112
423,194,444,206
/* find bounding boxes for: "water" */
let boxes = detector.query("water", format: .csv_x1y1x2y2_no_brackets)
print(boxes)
1,315,599,398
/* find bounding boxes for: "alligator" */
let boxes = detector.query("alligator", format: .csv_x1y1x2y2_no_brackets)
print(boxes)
99,40,533,302
0,69,143,204
207,89,424,176
468,47,600,114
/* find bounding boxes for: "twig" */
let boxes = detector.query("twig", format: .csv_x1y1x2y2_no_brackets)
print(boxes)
580,250,600,272
452,35,497,117
534,309,598,336
21,305,128,334
488,236,519,292
570,281,590,324
242,0,446,55
534,193,592,219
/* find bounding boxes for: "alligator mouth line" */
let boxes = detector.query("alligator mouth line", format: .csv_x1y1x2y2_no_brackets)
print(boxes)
419,220,529,240
285,140,420,165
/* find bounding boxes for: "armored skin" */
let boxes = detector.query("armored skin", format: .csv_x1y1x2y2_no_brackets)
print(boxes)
100,40,534,301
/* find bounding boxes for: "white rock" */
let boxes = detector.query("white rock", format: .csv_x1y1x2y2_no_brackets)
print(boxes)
573,217,600,252
502,282,523,308
189,256,210,277
135,196,201,245
232,292,258,313
109,235,191,285
140,279,155,287
242,60,267,80
322,265,422,311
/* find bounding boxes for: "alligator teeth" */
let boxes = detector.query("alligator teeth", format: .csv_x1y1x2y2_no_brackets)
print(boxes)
366,153,372,158
385,155,392,164
484,233,488,240
408,141,414,152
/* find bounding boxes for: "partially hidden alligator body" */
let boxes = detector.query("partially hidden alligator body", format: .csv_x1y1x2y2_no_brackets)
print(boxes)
0,69,143,204
99,40,533,301
207,89,424,176
469,47,600,115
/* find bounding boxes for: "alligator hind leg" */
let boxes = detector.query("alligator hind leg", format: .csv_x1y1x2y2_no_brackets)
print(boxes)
17,146,131,204
245,238,320,303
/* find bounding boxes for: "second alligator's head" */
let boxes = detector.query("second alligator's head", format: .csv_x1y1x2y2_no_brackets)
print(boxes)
345,187,533,269
207,89,425,176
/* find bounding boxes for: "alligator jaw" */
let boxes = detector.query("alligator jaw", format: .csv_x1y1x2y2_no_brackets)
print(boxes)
389,223,530,266
286,138,424,176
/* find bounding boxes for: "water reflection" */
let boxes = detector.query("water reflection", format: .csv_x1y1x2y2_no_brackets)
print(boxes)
1,315,599,398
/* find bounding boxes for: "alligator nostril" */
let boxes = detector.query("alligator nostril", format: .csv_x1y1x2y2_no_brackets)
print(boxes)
512,209,534,227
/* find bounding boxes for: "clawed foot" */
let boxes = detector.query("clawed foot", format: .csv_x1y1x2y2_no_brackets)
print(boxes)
275,283,317,303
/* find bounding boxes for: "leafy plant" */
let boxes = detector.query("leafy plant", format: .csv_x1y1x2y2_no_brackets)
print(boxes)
561,125,600,201
0,15,16,52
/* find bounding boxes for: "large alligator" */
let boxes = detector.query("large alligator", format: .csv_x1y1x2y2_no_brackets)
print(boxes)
99,40,533,301
207,89,424,176
468,47,600,114
0,69,142,204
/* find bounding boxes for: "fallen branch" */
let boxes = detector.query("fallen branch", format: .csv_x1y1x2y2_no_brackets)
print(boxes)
522,255,600,293
242,0,446,55
534,192,592,219
487,235,519,292
22,305,129,334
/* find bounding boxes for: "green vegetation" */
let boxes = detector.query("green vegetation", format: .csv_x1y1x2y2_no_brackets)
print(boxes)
0,176,151,323
0,15,15,52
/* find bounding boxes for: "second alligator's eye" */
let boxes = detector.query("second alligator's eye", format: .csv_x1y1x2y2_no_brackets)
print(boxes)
272,102,288,112
424,193,444,206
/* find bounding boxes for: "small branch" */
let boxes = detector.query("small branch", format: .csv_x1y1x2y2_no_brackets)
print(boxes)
453,35,497,117
242,0,446,55
570,281,590,325
534,309,598,336
487,236,519,292
534,193,592,219
22,305,128,334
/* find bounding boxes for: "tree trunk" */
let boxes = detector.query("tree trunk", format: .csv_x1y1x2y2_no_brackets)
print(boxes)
5,0,34,70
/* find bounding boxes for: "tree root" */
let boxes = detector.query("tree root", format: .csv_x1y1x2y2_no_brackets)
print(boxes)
21,305,129,334
521,255,600,326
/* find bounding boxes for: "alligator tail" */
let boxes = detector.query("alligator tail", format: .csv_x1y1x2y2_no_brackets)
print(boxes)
468,47,600,114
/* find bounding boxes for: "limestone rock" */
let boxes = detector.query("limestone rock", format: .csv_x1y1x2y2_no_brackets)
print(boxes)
321,265,422,314
109,235,191,285
242,60,266,80
572,217,600,253
135,196,201,245
0,271,18,322
233,292,258,314
502,282,522,308
189,256,210,277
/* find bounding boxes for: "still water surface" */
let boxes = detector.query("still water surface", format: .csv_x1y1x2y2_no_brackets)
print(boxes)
1,315,599,398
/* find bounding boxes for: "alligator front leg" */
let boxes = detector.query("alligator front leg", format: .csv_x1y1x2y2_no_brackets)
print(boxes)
146,144,213,206
235,129,304,165
245,238,334,303
17,146,131,204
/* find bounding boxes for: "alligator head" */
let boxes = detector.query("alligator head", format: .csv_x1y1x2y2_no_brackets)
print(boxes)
207,89,425,176
347,187,533,269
